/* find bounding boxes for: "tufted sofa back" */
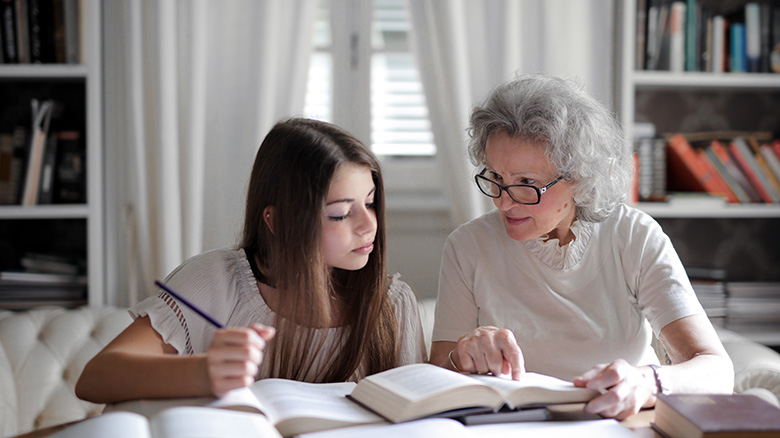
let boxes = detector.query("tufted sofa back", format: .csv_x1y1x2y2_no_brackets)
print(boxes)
0,306,131,437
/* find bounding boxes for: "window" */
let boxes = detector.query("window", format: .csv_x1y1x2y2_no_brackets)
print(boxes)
303,0,435,157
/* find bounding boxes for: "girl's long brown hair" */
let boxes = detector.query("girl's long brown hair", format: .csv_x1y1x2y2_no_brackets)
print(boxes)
240,118,398,382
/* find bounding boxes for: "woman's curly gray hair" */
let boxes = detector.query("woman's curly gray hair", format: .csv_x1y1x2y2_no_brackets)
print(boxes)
468,74,633,223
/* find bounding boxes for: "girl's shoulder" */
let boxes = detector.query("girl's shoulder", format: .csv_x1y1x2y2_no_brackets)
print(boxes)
386,273,417,310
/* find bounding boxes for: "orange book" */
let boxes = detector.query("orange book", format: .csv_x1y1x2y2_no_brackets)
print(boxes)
708,140,760,202
666,134,731,200
695,149,739,203
729,138,779,203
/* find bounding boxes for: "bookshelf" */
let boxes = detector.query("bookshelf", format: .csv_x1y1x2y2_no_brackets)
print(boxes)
617,0,780,219
616,1,780,346
0,0,104,308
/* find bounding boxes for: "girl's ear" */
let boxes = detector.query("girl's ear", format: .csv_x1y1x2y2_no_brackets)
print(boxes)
263,206,275,234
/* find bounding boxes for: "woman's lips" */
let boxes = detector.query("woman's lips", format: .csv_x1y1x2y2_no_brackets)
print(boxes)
504,214,529,226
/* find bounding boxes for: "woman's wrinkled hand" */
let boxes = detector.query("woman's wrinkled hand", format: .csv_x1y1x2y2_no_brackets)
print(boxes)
573,359,656,420
205,324,276,397
453,326,525,380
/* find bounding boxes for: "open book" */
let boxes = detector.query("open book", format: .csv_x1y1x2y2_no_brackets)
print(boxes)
53,407,283,438
107,379,386,437
347,363,599,423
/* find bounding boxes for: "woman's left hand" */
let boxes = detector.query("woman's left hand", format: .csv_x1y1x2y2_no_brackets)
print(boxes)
573,359,656,420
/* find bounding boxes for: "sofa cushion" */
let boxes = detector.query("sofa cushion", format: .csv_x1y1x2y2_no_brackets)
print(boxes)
0,306,131,437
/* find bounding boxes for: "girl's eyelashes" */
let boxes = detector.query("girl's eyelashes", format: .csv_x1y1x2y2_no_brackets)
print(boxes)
328,212,349,221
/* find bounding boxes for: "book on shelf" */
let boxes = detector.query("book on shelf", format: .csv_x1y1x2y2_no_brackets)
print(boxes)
52,130,85,203
759,143,780,191
51,407,284,438
0,0,80,64
747,137,780,199
694,148,738,203
707,140,761,203
701,147,749,203
666,133,733,201
653,393,780,438
730,22,747,73
730,137,780,204
0,132,14,203
109,377,386,437
773,6,780,73
669,2,687,72
21,98,54,205
346,363,598,424
744,2,760,73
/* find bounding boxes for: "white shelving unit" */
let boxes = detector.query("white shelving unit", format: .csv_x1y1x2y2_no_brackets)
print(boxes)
616,1,780,219
0,0,104,307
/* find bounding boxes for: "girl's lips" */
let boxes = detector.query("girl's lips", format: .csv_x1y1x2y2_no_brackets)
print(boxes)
353,242,374,255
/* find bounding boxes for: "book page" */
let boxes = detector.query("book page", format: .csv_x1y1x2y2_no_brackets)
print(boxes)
242,378,384,431
149,406,282,438
469,373,597,408
360,363,494,403
297,418,474,438
51,411,152,438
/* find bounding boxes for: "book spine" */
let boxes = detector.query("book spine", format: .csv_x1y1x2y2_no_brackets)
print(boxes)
744,3,760,73
730,22,746,73
14,0,27,63
685,0,697,71
636,0,647,70
696,149,738,203
704,146,749,203
0,0,18,63
712,15,724,73
730,138,778,203
669,2,686,72
709,140,761,203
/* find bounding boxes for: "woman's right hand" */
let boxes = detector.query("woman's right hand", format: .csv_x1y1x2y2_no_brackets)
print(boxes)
206,324,276,397
452,326,526,380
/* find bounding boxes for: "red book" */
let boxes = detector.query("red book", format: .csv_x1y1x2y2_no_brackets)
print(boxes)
666,134,731,200
695,149,739,203
730,138,779,203
709,140,761,203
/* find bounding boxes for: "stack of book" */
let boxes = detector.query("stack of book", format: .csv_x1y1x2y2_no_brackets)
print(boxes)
725,282,780,340
634,132,780,205
0,252,86,308
636,1,780,73
687,267,727,327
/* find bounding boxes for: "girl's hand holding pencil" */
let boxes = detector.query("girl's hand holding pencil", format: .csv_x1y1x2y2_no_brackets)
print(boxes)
155,280,276,396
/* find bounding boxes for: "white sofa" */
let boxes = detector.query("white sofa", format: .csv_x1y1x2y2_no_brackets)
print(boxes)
1,302,779,437
0,306,131,437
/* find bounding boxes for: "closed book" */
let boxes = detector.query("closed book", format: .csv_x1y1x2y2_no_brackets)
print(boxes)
730,22,746,73
0,0,19,63
666,134,730,200
708,140,760,203
653,393,780,438
695,149,738,203
747,138,780,199
703,146,749,203
744,3,760,72
711,15,725,73
669,2,686,72
730,137,780,203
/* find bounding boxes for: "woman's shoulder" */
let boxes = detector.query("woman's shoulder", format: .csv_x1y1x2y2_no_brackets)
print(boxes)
164,247,251,291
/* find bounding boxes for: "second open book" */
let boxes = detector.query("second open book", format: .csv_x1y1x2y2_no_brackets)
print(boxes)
348,363,599,423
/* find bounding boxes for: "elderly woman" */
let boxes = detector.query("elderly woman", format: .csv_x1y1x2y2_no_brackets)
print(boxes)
430,74,733,419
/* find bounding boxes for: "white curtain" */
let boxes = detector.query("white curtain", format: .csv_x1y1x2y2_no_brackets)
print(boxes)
103,0,316,306
407,0,615,226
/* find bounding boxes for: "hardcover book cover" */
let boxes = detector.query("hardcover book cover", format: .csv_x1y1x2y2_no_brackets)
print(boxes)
653,394,780,438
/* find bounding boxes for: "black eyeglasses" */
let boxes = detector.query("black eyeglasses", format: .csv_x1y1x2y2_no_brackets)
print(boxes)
475,168,565,205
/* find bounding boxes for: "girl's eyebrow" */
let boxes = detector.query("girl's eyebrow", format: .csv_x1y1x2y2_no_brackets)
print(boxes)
325,188,375,206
